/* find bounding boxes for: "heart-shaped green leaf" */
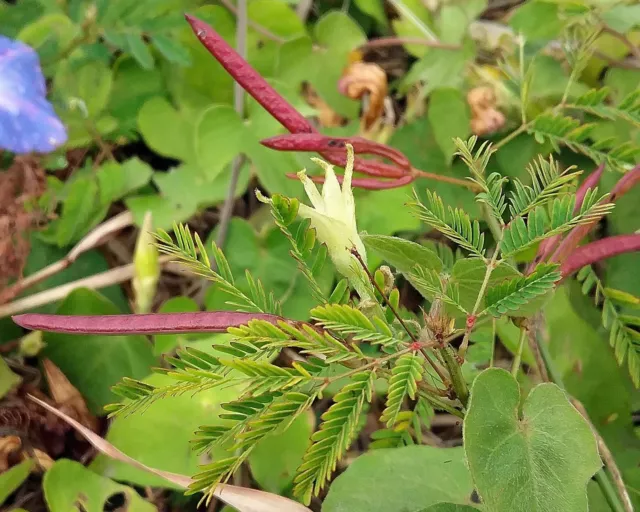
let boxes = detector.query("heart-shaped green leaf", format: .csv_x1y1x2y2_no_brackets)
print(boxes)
464,368,601,512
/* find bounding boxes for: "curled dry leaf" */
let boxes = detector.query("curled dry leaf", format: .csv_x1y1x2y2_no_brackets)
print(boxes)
467,86,506,136
338,61,388,129
42,359,98,433
0,435,22,472
28,395,312,512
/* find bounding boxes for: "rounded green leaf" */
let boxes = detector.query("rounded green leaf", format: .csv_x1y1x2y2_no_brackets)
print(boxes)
0,460,33,505
43,459,155,512
464,368,601,512
323,446,474,512
137,97,194,162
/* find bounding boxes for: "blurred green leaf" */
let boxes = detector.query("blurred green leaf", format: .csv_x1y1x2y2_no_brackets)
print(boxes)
509,1,563,41
137,96,194,161
390,0,434,57
195,105,248,180
0,460,34,505
428,88,470,164
54,177,99,247
151,33,191,66
44,459,155,512
465,368,601,512
43,288,156,413
54,61,113,117
125,31,154,70
311,10,366,117
0,357,21,399
452,259,520,312
249,412,313,493
324,446,474,512
362,234,443,274
354,0,387,25
96,158,153,205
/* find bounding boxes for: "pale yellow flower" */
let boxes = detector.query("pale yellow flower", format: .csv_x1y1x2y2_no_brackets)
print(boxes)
296,144,370,298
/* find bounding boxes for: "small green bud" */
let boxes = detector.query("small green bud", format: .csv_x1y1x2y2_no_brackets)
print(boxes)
19,330,46,357
133,211,160,314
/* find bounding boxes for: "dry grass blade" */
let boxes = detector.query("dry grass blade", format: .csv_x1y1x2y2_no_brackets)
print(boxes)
28,394,312,512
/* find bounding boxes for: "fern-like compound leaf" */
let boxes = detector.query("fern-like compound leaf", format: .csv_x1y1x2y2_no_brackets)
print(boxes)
508,155,581,217
311,303,402,346
294,371,375,504
380,353,424,428
501,190,614,256
411,190,485,257
483,264,562,317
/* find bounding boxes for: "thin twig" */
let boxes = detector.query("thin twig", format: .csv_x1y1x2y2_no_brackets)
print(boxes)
0,211,134,304
0,256,172,319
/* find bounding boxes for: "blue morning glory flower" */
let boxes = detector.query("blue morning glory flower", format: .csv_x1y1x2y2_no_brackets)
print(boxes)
0,34,67,154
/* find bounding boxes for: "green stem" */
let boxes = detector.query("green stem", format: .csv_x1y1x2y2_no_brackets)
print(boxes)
419,391,465,419
441,346,469,407
511,327,526,377
536,327,629,512
492,123,529,151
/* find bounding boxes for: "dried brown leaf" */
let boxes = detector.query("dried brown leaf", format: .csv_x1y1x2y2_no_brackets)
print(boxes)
338,61,388,129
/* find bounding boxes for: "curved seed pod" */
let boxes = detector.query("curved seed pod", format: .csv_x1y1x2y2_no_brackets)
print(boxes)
261,133,410,169
560,234,640,280
185,14,314,135
611,164,640,200
12,311,287,335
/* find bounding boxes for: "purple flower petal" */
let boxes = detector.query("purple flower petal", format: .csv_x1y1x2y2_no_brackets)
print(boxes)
0,35,67,154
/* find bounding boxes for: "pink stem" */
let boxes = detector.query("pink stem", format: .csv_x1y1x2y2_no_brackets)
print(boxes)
560,234,640,280
185,14,315,135
322,151,407,178
261,134,411,169
12,311,285,335
611,165,640,200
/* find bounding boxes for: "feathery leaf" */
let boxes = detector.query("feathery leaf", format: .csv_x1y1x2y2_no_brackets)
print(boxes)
508,155,581,217
501,190,614,256
294,371,375,504
411,190,485,256
380,353,424,428
310,303,402,347
483,264,562,317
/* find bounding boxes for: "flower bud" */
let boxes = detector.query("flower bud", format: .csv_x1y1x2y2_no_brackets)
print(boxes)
133,211,160,314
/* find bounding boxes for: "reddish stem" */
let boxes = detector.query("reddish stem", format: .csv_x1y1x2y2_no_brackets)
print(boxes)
185,14,315,135
12,311,285,335
560,234,640,280
261,133,411,169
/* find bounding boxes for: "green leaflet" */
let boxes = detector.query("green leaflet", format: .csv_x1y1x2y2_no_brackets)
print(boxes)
483,263,561,317
380,353,424,427
294,371,375,504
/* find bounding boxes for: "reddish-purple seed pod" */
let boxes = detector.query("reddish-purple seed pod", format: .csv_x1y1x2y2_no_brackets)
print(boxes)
261,133,411,169
321,151,407,178
12,311,286,335
185,14,315,135
560,234,640,280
